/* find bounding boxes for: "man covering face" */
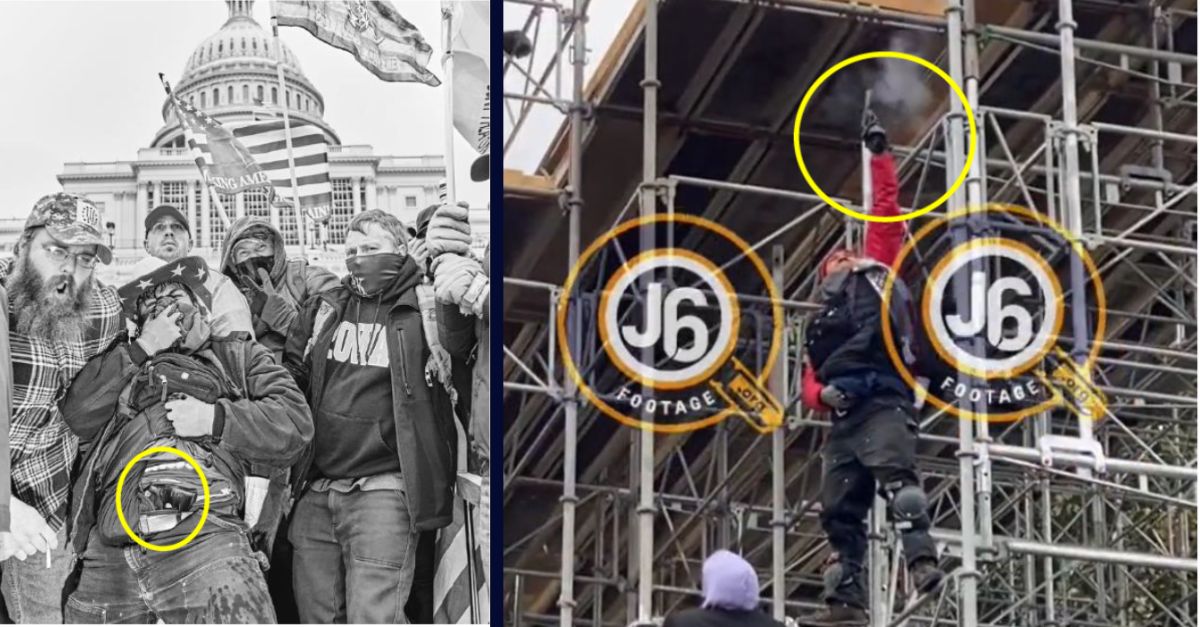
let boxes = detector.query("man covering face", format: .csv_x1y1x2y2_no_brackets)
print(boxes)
138,205,254,338
134,281,212,354
228,226,276,284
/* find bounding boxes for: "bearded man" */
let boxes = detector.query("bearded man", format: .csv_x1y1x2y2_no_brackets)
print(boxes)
0,193,123,623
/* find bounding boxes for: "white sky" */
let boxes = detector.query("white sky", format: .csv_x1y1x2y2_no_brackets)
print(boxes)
502,0,636,173
0,0,488,220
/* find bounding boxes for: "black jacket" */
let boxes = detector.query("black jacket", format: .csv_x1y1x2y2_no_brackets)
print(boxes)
805,263,915,399
284,283,473,531
62,333,313,556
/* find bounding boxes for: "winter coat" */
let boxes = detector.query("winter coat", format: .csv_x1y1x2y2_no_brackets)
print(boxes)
219,216,340,362
801,153,914,411
62,333,312,557
284,280,474,531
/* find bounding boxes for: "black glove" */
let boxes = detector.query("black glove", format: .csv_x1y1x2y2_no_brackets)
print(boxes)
862,110,889,155
819,384,854,410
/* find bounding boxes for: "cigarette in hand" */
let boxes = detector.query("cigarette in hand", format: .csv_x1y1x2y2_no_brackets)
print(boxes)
45,550,50,569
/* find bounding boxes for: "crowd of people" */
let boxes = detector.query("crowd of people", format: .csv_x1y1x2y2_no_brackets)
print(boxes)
0,191,489,623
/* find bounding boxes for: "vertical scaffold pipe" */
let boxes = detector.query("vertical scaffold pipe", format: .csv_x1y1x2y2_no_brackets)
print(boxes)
637,0,659,623
945,1,980,624
962,0,995,558
558,1,587,624
1057,0,1096,445
770,246,786,621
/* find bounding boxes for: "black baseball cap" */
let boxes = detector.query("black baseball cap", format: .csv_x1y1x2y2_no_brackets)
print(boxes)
144,205,190,234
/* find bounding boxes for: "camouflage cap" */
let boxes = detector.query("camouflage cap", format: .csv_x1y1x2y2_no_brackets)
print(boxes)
25,193,113,264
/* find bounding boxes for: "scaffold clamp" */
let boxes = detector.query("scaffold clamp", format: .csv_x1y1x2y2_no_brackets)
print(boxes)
1038,434,1107,474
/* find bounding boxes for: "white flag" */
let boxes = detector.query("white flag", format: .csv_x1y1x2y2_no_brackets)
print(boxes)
443,1,489,155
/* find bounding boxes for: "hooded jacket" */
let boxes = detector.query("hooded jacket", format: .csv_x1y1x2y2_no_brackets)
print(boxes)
219,217,340,361
801,153,912,412
661,551,783,627
283,260,474,531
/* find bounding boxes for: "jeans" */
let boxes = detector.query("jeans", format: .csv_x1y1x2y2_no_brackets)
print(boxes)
820,397,936,609
289,485,419,623
64,529,275,623
1,524,73,623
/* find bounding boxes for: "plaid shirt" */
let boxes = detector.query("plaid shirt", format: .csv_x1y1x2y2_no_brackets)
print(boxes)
1,258,122,530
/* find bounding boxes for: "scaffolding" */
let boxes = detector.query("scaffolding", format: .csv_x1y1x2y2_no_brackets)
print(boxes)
503,1,1198,626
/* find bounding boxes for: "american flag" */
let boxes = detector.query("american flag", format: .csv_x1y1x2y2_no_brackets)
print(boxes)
227,119,333,225
163,79,330,229
168,86,272,203
433,476,488,624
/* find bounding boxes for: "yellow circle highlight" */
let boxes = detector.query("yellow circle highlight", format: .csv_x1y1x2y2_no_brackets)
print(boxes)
116,445,211,552
557,214,784,434
920,237,1065,381
597,249,742,392
792,51,977,223
880,203,1107,423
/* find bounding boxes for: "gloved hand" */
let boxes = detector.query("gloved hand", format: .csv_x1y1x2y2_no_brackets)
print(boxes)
411,237,429,272
426,202,473,257
819,383,853,410
433,253,488,316
862,110,889,155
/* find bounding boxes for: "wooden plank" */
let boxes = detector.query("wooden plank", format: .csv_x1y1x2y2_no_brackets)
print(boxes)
503,169,559,198
541,0,647,182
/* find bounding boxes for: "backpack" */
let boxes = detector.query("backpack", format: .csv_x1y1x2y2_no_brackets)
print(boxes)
95,350,243,546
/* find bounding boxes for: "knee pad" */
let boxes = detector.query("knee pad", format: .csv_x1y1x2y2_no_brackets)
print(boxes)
822,560,844,598
821,554,861,598
889,485,928,523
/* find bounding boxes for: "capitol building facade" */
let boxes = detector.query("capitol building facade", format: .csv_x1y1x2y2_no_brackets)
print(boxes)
39,0,487,283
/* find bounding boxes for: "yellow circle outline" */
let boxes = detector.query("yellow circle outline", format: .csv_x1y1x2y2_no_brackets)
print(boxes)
880,203,1107,423
597,249,742,392
920,238,1065,380
557,214,784,434
116,445,211,552
792,51,977,223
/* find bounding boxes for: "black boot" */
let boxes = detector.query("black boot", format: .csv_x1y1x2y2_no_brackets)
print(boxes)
910,558,945,594
796,605,868,627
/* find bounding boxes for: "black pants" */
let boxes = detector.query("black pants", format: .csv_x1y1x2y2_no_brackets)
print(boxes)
819,397,936,609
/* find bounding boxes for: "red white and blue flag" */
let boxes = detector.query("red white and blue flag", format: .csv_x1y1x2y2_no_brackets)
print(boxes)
166,84,272,197
227,119,333,226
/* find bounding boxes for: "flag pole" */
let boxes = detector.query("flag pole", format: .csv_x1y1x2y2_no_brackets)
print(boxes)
211,193,232,230
441,5,458,210
271,17,308,262
160,72,231,229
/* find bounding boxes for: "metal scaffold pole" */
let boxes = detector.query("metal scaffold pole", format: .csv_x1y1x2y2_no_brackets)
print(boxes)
502,1,1197,624
1057,0,1097,448
945,1,980,624
770,246,786,621
637,0,659,623
558,0,587,624
962,0,995,564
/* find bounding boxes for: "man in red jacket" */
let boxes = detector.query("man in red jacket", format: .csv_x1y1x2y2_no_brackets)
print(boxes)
797,118,942,627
